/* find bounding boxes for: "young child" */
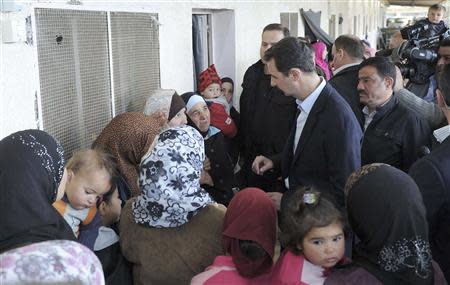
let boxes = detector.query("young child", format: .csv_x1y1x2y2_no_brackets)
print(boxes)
53,149,117,250
271,186,348,284
414,4,448,38
94,186,133,284
199,64,237,138
94,186,122,251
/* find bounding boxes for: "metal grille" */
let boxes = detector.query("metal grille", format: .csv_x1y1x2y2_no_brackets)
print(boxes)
110,12,160,114
35,8,111,157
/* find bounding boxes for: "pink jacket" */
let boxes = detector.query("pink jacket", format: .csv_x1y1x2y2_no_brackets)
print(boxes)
190,256,271,285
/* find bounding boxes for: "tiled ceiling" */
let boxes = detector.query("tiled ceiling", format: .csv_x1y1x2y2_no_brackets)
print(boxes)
384,0,445,6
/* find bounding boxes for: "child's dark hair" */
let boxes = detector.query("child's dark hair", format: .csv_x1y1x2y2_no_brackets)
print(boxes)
66,148,118,193
280,186,344,255
239,240,269,261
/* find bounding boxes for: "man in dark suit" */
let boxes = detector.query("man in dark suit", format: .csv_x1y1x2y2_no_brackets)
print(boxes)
239,23,297,193
329,35,365,126
409,63,450,281
252,37,362,211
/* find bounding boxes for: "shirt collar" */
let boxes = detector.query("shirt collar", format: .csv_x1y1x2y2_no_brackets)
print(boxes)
333,62,360,76
433,125,450,143
296,77,326,114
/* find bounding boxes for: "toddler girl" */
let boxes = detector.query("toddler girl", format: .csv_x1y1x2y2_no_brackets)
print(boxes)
271,186,348,284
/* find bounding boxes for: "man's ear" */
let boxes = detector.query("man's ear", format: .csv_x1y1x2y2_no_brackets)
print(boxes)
384,76,395,90
289,68,302,81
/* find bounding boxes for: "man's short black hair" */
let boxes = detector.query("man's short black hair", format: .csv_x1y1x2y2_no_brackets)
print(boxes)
438,64,450,106
262,23,290,38
263,37,315,76
334,35,365,60
359,56,396,87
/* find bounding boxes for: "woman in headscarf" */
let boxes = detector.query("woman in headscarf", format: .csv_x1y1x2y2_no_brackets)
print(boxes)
325,163,447,285
93,112,166,198
181,92,238,206
120,125,226,285
0,129,75,253
143,88,187,128
0,130,104,284
312,41,331,80
191,187,277,285
0,240,104,285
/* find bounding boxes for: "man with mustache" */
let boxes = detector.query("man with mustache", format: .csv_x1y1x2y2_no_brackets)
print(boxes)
358,56,431,171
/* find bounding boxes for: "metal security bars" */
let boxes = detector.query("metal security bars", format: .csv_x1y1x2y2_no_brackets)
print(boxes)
34,8,160,157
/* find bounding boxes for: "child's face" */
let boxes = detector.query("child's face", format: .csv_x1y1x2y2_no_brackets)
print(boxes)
428,9,444,24
168,107,187,127
99,188,122,226
221,82,234,104
65,168,111,210
201,83,221,99
300,222,345,268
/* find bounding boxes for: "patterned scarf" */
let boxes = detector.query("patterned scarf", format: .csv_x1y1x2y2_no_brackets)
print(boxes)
132,125,212,228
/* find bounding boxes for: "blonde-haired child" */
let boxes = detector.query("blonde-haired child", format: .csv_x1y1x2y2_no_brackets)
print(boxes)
54,148,117,250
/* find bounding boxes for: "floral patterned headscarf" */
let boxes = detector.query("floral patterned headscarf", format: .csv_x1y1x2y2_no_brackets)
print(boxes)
132,125,213,228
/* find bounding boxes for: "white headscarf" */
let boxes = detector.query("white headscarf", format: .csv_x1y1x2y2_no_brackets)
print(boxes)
132,125,213,228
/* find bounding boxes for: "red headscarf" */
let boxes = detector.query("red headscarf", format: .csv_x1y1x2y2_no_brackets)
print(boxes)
198,64,222,92
222,188,277,278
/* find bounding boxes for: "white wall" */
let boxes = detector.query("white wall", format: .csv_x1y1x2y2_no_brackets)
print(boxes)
0,0,382,139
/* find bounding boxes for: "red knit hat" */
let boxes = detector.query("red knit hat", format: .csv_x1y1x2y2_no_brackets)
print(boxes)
198,64,222,92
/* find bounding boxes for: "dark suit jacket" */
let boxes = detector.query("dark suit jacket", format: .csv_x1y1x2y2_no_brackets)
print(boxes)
409,136,450,281
273,83,362,209
329,64,364,126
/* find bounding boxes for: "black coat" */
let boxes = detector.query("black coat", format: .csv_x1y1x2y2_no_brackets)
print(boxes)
274,83,362,210
204,129,237,206
329,64,364,126
361,95,431,172
239,60,297,191
409,136,450,282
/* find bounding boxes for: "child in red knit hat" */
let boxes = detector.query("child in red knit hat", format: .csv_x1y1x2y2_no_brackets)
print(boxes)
198,64,237,138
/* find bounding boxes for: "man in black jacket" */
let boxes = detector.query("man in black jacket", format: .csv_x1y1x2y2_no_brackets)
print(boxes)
358,57,431,171
409,63,450,281
239,23,296,192
329,35,365,126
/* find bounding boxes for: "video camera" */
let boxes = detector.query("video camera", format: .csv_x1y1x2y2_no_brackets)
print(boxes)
395,21,449,84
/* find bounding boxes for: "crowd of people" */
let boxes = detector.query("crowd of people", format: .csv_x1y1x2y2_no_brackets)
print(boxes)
1,4,450,284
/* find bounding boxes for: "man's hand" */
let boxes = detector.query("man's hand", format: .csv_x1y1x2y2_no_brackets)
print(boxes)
251,155,274,175
267,192,283,210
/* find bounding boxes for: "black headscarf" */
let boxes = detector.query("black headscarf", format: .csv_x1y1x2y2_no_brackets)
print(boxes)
345,163,434,285
0,130,75,253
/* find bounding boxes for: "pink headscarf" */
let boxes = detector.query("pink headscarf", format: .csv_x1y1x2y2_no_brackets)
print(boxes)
312,41,331,80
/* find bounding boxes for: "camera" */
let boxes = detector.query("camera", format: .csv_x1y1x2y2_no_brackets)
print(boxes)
395,21,449,84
